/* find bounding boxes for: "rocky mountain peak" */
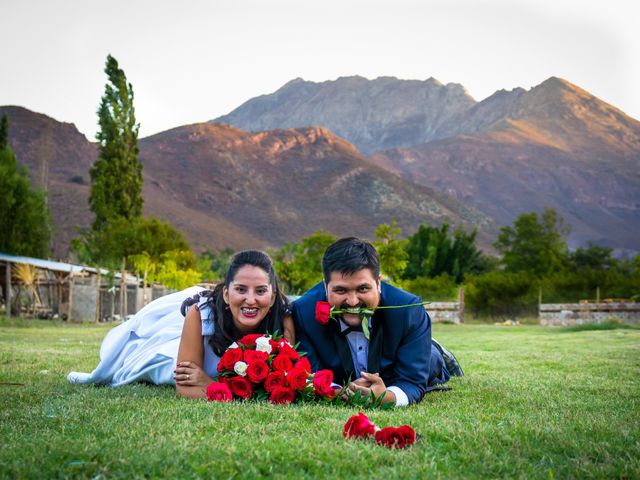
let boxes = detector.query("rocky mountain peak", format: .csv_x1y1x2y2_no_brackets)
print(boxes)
213,76,477,154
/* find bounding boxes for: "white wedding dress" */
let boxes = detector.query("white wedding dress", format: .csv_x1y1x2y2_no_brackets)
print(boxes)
67,286,220,387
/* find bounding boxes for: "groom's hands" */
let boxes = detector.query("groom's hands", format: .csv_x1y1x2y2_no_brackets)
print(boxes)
348,372,396,405
174,361,212,388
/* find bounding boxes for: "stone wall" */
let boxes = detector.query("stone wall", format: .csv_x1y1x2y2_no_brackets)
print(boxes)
70,284,98,322
427,302,463,324
539,302,640,326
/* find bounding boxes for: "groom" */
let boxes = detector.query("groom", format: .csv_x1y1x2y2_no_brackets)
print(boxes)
292,237,463,406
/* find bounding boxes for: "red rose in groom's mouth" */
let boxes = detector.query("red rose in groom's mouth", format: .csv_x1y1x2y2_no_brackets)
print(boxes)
315,301,332,325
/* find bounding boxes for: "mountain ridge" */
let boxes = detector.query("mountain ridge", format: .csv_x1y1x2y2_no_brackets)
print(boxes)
1,106,493,258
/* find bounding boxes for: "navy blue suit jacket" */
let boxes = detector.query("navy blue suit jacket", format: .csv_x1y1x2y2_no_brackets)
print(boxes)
293,280,446,404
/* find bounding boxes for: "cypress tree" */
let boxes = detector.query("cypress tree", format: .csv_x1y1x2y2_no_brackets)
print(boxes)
0,114,8,149
89,55,142,230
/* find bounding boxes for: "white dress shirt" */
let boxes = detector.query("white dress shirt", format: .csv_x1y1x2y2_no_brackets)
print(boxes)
339,319,409,407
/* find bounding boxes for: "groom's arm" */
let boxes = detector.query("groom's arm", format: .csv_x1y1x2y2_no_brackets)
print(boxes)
388,305,431,404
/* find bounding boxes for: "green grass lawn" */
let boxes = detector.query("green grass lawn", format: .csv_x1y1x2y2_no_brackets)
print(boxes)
1,318,638,479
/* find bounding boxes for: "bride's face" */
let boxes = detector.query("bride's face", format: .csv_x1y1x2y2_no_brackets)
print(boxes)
223,265,275,333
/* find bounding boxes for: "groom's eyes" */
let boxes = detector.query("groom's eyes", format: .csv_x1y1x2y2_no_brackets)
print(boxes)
331,285,372,294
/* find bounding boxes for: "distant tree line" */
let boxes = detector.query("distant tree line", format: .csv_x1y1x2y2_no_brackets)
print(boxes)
246,209,639,319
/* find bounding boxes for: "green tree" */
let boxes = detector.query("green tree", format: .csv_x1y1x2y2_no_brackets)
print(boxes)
273,231,336,294
570,242,617,271
0,114,8,150
404,223,487,282
72,217,191,270
0,114,52,257
199,248,235,282
372,220,408,282
400,274,458,301
155,250,202,290
465,271,538,318
89,54,142,230
494,208,570,277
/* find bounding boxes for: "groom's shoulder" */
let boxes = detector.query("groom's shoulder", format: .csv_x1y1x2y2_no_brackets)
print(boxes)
381,281,421,305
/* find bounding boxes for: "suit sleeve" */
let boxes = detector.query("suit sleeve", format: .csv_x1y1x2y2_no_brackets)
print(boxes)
388,304,431,404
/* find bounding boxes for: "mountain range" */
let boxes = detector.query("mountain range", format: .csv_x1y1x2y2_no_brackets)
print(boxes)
1,106,491,259
2,75,639,259
215,76,640,253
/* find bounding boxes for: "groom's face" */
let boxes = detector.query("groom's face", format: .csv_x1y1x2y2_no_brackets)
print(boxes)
325,268,382,327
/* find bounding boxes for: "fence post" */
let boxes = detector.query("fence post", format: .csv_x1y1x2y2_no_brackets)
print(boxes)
95,271,101,323
120,258,126,320
458,287,465,324
5,261,11,317
68,274,74,321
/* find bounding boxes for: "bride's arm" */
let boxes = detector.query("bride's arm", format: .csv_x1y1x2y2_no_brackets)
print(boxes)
175,305,213,399
283,314,296,345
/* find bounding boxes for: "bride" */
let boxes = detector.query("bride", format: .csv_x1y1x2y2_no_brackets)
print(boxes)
68,250,294,399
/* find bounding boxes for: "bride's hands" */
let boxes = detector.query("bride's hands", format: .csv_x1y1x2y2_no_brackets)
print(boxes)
174,361,212,387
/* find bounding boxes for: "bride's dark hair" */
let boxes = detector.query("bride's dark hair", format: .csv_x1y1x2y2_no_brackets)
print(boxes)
204,250,290,356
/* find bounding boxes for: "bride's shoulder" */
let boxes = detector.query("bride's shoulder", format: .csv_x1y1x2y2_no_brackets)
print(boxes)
196,291,216,336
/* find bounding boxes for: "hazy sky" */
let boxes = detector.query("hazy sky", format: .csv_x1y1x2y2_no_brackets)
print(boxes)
2,0,638,140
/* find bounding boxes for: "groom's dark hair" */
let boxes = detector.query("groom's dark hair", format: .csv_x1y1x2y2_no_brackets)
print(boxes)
322,237,380,283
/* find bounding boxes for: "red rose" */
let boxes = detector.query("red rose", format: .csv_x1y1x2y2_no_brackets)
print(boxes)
237,333,263,348
218,347,243,373
286,368,310,391
293,357,311,375
269,386,296,405
226,376,253,399
312,369,334,396
264,371,286,393
277,341,300,361
243,349,269,365
315,301,332,325
396,425,417,446
272,354,293,372
245,360,270,384
374,425,416,449
343,412,376,439
205,381,233,402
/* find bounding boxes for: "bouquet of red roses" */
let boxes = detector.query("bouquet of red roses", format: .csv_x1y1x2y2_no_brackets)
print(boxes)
205,333,336,405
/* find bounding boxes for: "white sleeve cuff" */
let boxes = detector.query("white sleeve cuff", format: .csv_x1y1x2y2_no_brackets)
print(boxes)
387,386,409,407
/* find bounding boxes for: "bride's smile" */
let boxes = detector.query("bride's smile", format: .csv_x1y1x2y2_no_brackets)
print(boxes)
224,265,275,333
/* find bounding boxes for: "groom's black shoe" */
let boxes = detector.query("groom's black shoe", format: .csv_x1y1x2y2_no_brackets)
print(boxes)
432,339,464,377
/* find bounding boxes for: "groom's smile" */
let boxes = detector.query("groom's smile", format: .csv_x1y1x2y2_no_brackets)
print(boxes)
326,269,381,327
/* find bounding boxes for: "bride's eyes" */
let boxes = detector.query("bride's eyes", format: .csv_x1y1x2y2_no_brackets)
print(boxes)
233,286,269,295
